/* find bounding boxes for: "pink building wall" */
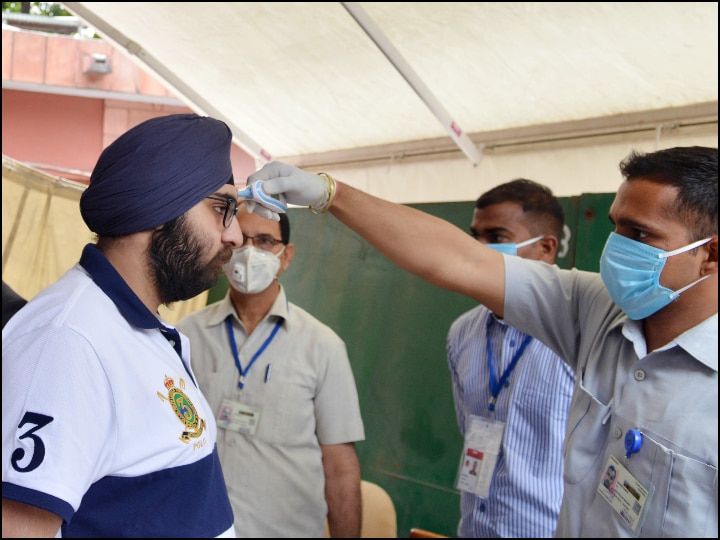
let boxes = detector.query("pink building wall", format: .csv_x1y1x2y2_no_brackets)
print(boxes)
2,26,256,183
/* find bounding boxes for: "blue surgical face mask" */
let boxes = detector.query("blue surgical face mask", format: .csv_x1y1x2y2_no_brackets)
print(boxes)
486,235,543,256
600,232,711,320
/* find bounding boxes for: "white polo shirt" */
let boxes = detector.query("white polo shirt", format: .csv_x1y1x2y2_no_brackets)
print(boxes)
2,244,234,537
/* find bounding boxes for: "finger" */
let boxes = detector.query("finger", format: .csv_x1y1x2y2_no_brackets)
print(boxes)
249,204,280,222
259,177,283,196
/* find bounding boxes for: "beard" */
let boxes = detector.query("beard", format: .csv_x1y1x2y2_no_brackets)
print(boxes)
149,214,232,306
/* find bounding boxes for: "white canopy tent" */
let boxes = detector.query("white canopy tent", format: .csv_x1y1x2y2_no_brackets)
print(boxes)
61,2,717,201
3,6,717,535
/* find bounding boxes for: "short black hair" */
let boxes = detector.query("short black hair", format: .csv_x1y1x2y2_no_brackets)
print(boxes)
278,212,290,244
475,178,564,239
620,146,718,239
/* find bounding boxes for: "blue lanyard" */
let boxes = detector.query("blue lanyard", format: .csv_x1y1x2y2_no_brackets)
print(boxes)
486,316,532,412
225,315,283,389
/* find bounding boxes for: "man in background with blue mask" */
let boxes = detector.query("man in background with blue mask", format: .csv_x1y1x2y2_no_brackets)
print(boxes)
177,206,365,538
447,179,575,537
250,145,717,538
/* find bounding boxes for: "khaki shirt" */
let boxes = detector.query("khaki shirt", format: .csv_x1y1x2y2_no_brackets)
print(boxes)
177,286,365,537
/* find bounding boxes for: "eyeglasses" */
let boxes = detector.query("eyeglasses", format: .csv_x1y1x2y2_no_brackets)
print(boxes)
242,234,284,252
206,195,239,228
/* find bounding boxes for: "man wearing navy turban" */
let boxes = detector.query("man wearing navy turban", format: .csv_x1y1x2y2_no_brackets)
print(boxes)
3,114,242,538
81,113,234,236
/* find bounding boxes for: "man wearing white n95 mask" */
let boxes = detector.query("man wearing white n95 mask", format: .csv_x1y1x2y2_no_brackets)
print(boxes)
224,236,285,294
177,205,365,538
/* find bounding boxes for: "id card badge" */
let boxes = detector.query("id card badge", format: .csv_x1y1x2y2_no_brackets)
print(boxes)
455,415,504,498
596,455,654,535
216,398,261,436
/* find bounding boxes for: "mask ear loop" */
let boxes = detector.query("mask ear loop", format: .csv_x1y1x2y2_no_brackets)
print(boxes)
669,275,710,300
515,235,544,248
661,237,713,300
658,237,712,259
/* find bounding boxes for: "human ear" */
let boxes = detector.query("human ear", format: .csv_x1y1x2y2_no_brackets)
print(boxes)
540,236,559,264
700,236,718,275
280,243,295,273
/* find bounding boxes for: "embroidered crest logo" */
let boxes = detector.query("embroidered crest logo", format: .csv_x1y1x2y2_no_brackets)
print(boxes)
157,375,206,443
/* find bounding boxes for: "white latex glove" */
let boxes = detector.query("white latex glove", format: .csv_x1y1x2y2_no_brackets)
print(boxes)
237,180,287,222
248,162,328,209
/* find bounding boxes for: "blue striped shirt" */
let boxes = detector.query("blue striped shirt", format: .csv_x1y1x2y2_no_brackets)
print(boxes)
447,306,575,538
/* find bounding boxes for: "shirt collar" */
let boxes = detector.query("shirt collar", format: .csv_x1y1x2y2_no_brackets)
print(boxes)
622,313,718,371
207,284,289,327
489,310,508,327
79,243,165,330
268,285,290,321
672,313,718,371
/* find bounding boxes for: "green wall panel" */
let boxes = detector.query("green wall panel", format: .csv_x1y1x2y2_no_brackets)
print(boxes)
574,193,616,272
557,196,579,269
282,204,477,537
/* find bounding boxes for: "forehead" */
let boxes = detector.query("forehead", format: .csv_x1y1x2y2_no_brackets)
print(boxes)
215,184,237,198
610,179,681,230
236,205,281,233
472,201,532,234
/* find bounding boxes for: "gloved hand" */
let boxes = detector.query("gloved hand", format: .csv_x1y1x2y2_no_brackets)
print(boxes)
248,162,329,209
237,180,287,222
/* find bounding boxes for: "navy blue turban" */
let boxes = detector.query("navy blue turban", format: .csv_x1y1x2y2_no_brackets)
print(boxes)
80,113,233,236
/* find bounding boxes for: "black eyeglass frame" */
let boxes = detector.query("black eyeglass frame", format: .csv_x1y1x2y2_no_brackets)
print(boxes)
206,195,239,228
242,234,284,251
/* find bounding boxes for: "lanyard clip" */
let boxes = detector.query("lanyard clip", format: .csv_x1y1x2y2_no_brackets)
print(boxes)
624,429,643,459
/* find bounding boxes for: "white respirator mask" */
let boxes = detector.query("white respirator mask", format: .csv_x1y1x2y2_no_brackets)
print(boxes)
223,245,284,294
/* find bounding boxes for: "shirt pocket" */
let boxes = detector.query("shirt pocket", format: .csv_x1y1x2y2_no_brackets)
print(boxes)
563,383,612,484
629,431,718,538
253,369,314,446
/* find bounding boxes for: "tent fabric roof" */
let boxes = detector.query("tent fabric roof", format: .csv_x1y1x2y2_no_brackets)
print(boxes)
63,2,717,167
